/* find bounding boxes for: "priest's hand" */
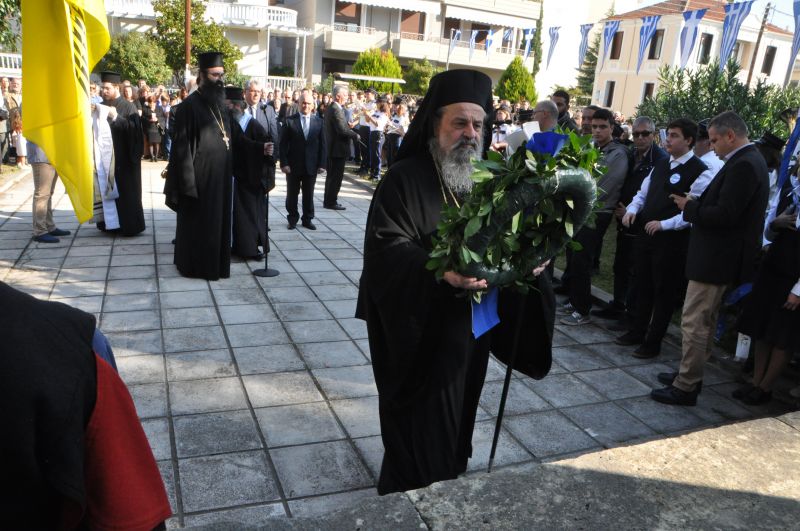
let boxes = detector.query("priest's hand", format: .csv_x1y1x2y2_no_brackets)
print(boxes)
264,142,274,156
644,220,662,236
670,193,690,211
532,260,551,277
614,202,626,220
107,107,118,121
784,293,800,311
621,212,635,228
443,271,488,291
281,165,291,174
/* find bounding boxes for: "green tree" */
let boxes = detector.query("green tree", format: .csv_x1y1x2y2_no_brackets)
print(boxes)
97,32,172,85
0,0,20,52
531,3,543,80
636,60,800,138
576,32,599,97
151,0,243,78
314,74,335,95
496,56,537,104
403,58,442,95
350,48,403,93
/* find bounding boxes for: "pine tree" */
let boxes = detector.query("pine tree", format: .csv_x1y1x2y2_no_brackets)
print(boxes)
576,32,600,97
531,2,544,80
497,56,537,104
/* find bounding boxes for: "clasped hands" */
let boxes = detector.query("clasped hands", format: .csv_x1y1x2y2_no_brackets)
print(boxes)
443,260,551,290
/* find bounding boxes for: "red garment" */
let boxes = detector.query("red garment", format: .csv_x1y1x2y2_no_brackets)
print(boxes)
82,355,172,530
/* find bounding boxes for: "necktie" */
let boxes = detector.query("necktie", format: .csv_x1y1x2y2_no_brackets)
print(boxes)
302,116,309,139
250,106,257,117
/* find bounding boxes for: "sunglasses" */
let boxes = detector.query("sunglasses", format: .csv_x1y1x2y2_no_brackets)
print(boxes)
632,131,653,138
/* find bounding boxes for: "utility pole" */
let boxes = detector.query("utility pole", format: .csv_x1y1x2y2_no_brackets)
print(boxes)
746,3,770,87
184,0,191,85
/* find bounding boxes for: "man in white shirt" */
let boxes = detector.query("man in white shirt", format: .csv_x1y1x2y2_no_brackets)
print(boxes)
356,88,376,175
619,118,713,358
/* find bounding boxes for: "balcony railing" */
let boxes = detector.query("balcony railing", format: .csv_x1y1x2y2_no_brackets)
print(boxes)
0,52,22,71
105,0,298,28
247,75,307,93
332,23,378,35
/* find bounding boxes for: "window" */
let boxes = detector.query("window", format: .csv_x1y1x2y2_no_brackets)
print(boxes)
444,17,461,40
609,31,624,60
762,46,777,76
642,82,655,102
400,11,425,35
648,29,664,60
471,23,490,45
334,1,360,25
604,81,616,107
732,41,741,63
697,33,713,65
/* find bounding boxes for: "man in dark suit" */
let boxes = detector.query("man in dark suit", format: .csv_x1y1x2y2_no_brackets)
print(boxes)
651,111,769,406
244,79,279,191
324,84,360,211
279,89,327,230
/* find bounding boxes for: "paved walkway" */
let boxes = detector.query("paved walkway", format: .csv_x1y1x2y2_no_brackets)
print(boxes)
0,162,792,528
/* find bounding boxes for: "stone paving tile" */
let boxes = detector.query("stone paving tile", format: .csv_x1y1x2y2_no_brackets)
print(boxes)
557,323,617,345
287,489,376,518
169,377,249,415
290,259,337,273
159,276,210,292
273,301,331,322
329,396,381,438
104,293,159,312
213,287,268,306
352,436,383,478
270,440,373,498
163,325,228,352
225,322,289,348
110,253,156,267
322,299,357,319
552,345,615,372
264,286,318,303
310,284,359,301
62,255,110,268
690,391,753,424
234,344,306,375
141,417,172,461
466,420,533,472
157,461,177,515
100,309,161,332
51,280,106,298
173,410,263,458
337,317,368,340
561,402,657,446
52,295,103,314
297,341,368,369
583,341,660,367
161,307,219,329
178,451,280,512
104,330,162,356
313,365,378,400
218,303,278,324
617,397,708,434
524,373,604,408
506,410,600,458
622,362,680,389
117,354,165,385
243,371,324,408
284,319,349,343
255,402,344,447
106,278,158,295
160,290,214,309
166,349,236,381
128,383,168,418
107,265,156,280
479,380,551,416
182,504,286,526
574,368,654,400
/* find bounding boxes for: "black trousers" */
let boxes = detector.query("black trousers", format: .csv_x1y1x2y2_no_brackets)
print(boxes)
631,233,688,349
385,133,401,169
612,226,638,313
285,172,316,224
324,157,346,208
369,131,384,178
357,126,370,171
567,211,613,315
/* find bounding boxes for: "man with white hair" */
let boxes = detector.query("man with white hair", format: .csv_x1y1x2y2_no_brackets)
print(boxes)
533,100,558,132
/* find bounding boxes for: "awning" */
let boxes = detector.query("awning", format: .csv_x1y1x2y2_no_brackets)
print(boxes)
445,5,537,29
334,73,406,84
349,0,441,14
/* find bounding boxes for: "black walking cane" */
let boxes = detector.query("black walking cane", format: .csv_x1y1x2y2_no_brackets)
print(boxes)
253,195,279,278
487,294,527,473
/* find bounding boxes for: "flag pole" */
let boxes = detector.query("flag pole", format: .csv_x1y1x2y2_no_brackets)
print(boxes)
184,0,192,85
446,28,453,71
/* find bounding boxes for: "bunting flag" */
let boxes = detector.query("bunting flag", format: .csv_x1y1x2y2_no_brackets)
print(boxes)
523,28,536,62
636,15,661,74
22,0,110,223
785,0,800,85
503,28,514,45
449,28,462,56
719,0,755,70
602,20,621,68
486,28,494,57
547,27,560,70
578,23,593,68
469,30,478,60
678,8,708,69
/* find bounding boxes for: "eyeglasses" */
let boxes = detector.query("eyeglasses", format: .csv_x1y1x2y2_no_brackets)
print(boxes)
632,131,653,138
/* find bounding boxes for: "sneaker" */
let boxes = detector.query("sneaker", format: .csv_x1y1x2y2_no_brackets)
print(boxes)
33,234,60,243
49,228,71,237
560,311,592,326
558,302,576,315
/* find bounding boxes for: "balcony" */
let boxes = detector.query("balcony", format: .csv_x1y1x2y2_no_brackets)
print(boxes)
105,0,299,30
0,52,21,77
324,24,389,53
390,32,533,71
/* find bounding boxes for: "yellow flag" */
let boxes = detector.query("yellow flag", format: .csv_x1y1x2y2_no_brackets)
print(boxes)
22,0,110,223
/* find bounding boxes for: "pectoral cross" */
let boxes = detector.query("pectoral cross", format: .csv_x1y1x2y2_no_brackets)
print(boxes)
222,132,229,150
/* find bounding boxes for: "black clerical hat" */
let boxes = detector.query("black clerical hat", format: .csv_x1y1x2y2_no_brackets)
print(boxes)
697,119,710,139
225,86,244,101
99,71,121,84
198,51,224,70
754,131,786,151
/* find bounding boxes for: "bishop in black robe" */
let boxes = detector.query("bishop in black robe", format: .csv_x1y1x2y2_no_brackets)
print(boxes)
164,59,268,280
103,94,145,236
355,70,555,495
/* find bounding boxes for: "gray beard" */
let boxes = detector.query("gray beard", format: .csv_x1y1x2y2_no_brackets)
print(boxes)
231,107,243,121
428,136,482,198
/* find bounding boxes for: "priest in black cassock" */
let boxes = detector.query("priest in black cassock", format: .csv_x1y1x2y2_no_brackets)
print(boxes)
164,52,272,280
98,71,146,236
225,86,275,260
356,69,556,495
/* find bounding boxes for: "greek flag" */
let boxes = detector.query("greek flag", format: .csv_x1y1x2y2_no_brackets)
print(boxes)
719,1,754,71
503,28,513,45
486,29,494,57
602,20,621,68
469,30,478,60
449,29,461,56
523,28,536,62
578,23,593,68
636,15,661,74
547,27,560,70
678,8,708,69
785,0,800,85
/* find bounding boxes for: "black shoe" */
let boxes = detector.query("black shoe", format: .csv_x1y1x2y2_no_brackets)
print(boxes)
592,306,624,319
731,383,755,400
250,252,265,261
741,387,772,405
632,344,660,359
650,385,698,406
301,221,317,230
33,234,59,243
658,372,703,392
49,228,71,236
323,203,346,211
287,222,296,230
615,331,644,346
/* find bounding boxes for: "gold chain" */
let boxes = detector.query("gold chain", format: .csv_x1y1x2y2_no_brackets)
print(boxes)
207,103,229,150
434,159,460,209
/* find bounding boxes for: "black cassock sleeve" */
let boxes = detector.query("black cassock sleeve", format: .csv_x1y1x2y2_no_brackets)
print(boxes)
234,120,270,193
163,101,197,210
